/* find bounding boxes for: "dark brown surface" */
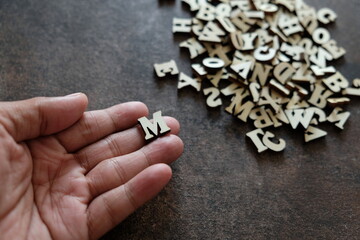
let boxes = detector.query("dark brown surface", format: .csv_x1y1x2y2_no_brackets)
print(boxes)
1,0,359,239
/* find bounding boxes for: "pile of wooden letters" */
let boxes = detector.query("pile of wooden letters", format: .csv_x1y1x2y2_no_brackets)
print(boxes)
154,0,360,153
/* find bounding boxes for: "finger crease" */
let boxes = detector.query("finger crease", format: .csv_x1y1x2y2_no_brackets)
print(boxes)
110,159,128,185
105,135,123,157
37,101,48,135
82,112,100,141
124,184,137,211
102,196,118,226
140,148,152,168
105,109,119,132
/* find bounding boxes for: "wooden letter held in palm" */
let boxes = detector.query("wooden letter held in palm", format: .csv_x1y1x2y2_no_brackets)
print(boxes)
138,111,171,141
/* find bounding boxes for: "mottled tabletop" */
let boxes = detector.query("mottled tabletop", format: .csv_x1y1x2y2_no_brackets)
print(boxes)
0,0,359,239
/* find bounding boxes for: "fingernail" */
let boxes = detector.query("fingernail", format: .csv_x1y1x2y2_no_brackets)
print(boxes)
65,92,83,98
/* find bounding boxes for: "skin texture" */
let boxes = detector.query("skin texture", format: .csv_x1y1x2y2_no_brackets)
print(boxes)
0,93,184,240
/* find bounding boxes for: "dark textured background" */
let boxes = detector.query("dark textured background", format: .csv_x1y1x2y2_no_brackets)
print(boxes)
0,0,359,239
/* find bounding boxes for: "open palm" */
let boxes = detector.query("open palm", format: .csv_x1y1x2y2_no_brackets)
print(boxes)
0,93,183,240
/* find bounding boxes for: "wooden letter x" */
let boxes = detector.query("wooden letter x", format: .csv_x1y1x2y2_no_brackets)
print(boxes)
138,111,171,141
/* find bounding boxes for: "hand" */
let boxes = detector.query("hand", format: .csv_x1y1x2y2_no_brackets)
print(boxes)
0,93,183,240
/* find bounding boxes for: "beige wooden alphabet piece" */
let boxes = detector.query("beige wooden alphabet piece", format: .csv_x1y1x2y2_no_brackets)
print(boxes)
304,126,327,143
182,0,207,12
273,62,295,84
232,51,256,68
230,61,252,79
327,97,350,107
178,72,202,91
196,2,216,21
217,16,236,33
208,68,228,87
203,57,225,72
230,0,252,11
246,128,269,153
323,71,349,93
280,42,305,61
309,47,333,68
256,29,273,47
317,8,337,24
342,87,360,97
269,79,291,96
154,60,179,78
353,79,360,88
271,90,291,105
244,11,265,20
285,108,315,129
258,86,281,113
308,107,327,123
262,131,286,152
246,129,286,153
275,52,291,64
310,119,319,126
323,40,346,60
308,83,333,108
327,107,350,130
172,18,192,33
270,26,288,42
275,0,295,12
296,3,317,22
192,18,204,37
259,3,279,13
231,12,257,32
249,82,261,102
312,28,331,45
300,16,318,35
138,111,171,141
235,100,256,122
254,46,277,62
295,85,309,98
225,90,255,122
272,36,281,52
310,65,336,77
204,43,232,67
241,33,258,51
224,88,250,113
203,87,223,107
230,31,243,50
216,3,232,17
278,14,303,36
286,92,309,109
249,107,274,129
265,109,282,128
298,38,318,55
180,38,206,59
292,64,315,84
285,81,296,90
192,63,208,79
221,82,243,96
250,63,273,86
199,21,226,43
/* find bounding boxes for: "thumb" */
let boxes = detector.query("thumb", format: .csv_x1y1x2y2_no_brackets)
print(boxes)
0,93,88,142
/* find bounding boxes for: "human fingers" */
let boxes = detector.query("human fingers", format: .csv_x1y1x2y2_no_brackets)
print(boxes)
87,164,172,240
86,134,183,198
0,93,88,142
56,101,148,153
74,117,180,172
